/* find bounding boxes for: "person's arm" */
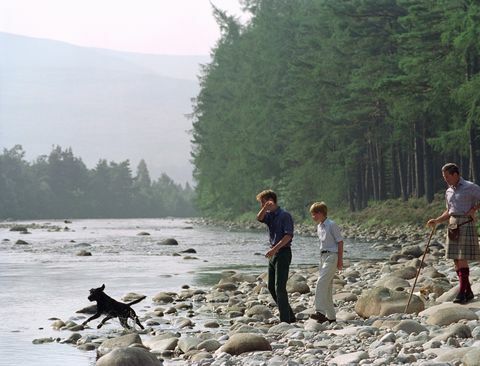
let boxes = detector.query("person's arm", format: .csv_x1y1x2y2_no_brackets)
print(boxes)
265,234,292,258
466,184,480,219
427,209,450,227
337,241,344,270
256,200,274,222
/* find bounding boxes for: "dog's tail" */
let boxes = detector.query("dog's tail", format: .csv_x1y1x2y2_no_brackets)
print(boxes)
127,296,146,306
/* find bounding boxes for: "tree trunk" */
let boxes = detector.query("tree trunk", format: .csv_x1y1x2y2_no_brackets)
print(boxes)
413,120,425,198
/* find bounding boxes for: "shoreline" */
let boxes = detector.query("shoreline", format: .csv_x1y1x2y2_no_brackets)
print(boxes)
37,219,480,365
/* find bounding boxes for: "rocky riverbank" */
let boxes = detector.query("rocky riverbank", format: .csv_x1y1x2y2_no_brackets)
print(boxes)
32,222,480,366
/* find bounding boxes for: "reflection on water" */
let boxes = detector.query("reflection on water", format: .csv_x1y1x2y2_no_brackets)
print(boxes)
0,218,391,366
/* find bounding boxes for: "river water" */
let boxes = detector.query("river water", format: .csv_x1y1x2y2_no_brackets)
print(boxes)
0,218,390,366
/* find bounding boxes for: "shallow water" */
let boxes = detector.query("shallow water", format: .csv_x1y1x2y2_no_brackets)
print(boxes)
0,218,389,366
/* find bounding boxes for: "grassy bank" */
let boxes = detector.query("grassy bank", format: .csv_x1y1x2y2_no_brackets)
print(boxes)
331,195,446,229
232,194,447,230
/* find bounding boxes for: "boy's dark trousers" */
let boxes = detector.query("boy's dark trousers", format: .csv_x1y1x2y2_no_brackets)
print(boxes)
267,247,295,323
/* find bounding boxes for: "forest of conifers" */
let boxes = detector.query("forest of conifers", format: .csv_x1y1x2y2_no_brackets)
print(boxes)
191,0,480,218
0,146,196,219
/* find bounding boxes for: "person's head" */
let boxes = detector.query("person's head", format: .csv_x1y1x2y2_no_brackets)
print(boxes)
310,202,327,223
441,163,460,187
256,189,277,205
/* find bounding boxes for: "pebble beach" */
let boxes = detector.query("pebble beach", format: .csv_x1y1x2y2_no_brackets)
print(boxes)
30,221,480,366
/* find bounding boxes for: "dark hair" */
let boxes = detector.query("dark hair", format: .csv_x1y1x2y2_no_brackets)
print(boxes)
256,189,277,203
442,163,460,175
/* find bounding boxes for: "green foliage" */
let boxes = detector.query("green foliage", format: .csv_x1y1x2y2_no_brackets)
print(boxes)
0,146,196,219
192,0,480,219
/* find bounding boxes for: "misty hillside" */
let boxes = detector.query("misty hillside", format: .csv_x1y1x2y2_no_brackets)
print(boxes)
0,32,210,184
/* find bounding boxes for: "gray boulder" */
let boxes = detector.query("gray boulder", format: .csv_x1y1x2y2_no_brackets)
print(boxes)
97,334,142,357
96,347,162,366
355,287,424,318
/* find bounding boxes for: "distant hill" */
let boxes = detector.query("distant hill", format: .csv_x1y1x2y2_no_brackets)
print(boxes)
0,32,210,184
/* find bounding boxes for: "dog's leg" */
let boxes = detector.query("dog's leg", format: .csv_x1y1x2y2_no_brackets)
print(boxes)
82,313,101,326
119,317,131,329
97,315,113,329
134,316,144,330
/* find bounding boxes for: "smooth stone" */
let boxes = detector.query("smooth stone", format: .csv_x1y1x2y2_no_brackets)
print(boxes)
177,335,201,353
393,319,428,334
159,238,178,245
204,321,220,328
462,348,480,366
245,305,273,319
425,306,478,326
190,351,213,362
144,336,178,353
196,339,221,352
97,334,142,357
267,322,296,334
286,279,310,294
32,337,55,344
375,275,410,291
218,333,272,355
96,347,162,366
355,287,424,317
152,292,174,304
76,250,92,256
328,351,368,365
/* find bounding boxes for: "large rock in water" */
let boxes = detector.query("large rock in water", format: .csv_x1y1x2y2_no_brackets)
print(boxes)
354,287,424,318
96,347,162,366
219,333,272,355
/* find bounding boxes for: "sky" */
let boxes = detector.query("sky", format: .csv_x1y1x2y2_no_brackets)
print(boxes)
0,0,247,55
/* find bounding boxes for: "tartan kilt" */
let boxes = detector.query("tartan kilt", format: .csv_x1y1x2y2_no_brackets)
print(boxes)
446,216,480,260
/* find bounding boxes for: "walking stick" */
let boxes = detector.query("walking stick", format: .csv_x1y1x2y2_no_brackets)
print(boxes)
404,225,436,313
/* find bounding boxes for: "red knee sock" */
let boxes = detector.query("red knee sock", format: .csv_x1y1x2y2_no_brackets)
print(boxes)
458,268,471,294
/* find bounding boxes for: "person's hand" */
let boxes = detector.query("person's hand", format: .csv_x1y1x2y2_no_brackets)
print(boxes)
265,247,276,258
426,219,437,228
264,200,275,211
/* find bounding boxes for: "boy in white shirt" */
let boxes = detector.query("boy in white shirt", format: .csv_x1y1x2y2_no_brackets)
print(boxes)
309,202,344,323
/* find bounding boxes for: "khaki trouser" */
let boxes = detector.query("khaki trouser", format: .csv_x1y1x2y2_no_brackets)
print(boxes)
314,252,338,320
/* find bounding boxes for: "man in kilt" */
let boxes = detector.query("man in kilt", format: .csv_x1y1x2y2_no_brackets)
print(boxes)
427,163,480,304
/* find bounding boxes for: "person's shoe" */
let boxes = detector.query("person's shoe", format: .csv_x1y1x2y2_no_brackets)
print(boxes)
310,312,328,322
453,292,467,304
466,290,474,302
310,312,335,323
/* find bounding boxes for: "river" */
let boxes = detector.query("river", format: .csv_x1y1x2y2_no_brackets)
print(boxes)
0,218,390,366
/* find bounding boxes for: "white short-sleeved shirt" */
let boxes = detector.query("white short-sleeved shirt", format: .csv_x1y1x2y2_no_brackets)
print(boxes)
317,218,343,252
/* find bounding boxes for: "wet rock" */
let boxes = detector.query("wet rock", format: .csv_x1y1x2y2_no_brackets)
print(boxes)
159,238,178,245
76,250,92,256
152,292,174,304
180,248,196,254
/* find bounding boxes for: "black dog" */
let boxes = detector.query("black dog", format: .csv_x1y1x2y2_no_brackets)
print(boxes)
81,284,145,329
